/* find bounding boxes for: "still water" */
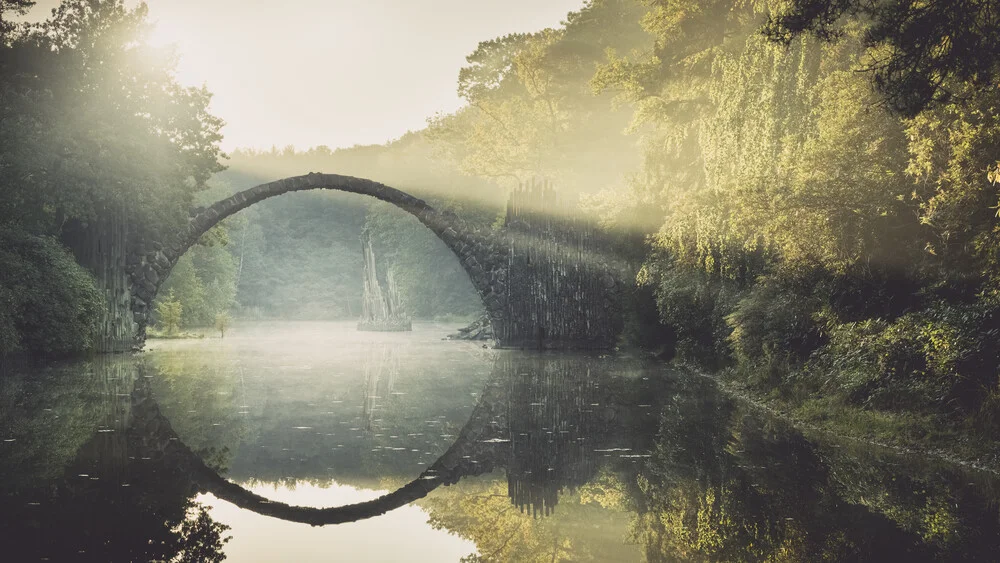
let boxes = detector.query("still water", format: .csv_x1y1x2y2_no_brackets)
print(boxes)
2,321,1000,562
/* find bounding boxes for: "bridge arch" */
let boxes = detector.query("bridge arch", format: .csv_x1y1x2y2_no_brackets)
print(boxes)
127,173,507,345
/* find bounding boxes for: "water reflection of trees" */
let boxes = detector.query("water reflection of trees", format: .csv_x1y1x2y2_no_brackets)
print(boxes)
147,350,252,472
0,357,231,562
500,354,662,517
422,354,1000,562
418,353,669,561
627,389,1000,561
5,352,1000,561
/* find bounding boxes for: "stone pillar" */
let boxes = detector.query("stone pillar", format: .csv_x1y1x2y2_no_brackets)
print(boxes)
62,208,137,353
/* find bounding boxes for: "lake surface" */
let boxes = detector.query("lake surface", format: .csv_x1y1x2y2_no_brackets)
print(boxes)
2,321,1000,561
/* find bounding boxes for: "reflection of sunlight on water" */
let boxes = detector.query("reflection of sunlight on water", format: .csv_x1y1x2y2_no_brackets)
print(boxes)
199,481,476,562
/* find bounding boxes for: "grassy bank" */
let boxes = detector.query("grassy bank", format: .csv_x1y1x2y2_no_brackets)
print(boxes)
714,373,1000,472
146,328,208,340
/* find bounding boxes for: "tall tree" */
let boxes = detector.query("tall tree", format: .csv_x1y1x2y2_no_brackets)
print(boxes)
764,0,1000,116
0,0,225,237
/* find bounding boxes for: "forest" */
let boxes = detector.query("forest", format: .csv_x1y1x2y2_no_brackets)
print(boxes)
3,0,1000,458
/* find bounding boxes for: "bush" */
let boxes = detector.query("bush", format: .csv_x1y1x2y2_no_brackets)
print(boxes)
825,263,925,323
727,272,826,366
155,291,184,336
809,301,1000,417
0,228,103,356
653,265,737,366
214,312,231,338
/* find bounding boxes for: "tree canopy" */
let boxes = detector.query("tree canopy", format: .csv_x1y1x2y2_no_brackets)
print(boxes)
1,0,224,238
764,0,1000,116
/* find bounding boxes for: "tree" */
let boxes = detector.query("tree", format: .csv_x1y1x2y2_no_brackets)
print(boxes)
427,3,647,195
158,256,205,328
214,312,230,338
0,0,225,237
156,290,183,336
764,0,1000,116
169,503,231,563
427,31,568,185
0,1,34,40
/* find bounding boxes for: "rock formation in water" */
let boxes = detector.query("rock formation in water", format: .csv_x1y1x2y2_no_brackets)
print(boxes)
358,230,412,332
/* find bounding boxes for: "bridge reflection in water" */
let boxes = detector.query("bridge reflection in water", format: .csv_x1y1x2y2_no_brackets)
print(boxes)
142,352,666,526
4,347,1000,561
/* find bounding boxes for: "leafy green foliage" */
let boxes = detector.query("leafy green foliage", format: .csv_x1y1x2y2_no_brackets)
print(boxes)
810,302,1000,420
576,0,1000,441
726,271,825,367
0,228,102,356
645,263,736,365
764,0,1000,116
154,229,237,329
0,0,224,238
214,312,230,338
0,1,226,353
155,290,183,336
427,0,647,193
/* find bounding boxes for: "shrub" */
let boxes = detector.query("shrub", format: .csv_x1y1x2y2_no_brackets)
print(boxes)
825,263,925,323
727,274,826,366
155,291,184,336
214,312,230,338
809,301,1000,416
0,228,103,356
653,265,737,366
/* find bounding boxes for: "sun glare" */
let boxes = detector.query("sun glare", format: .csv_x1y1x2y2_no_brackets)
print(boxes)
146,18,179,48
143,18,208,88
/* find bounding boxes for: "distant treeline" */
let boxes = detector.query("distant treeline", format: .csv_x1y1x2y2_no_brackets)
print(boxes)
151,140,489,328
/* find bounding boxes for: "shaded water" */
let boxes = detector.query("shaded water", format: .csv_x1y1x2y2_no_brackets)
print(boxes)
2,321,999,561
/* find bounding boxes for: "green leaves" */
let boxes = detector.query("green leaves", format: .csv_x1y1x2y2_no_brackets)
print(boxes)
1,0,225,237
0,227,103,355
155,289,183,336
764,0,1000,117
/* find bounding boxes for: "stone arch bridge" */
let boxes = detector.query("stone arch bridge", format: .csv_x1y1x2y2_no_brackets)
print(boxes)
124,173,620,350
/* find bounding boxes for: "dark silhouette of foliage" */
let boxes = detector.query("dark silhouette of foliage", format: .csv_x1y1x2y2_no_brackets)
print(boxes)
764,0,1000,116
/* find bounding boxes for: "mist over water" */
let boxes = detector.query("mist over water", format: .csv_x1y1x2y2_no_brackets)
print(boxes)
2,321,999,561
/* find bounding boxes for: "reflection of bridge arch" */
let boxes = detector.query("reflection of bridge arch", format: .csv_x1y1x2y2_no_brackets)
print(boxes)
134,353,668,525
128,173,507,345
135,366,510,526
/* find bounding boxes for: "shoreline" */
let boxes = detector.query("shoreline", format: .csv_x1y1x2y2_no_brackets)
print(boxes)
704,371,1000,476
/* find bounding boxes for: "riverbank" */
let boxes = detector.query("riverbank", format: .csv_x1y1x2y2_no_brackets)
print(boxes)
147,329,207,340
710,372,1000,474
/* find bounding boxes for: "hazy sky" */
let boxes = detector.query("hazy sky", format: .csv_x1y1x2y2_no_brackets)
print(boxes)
26,0,585,151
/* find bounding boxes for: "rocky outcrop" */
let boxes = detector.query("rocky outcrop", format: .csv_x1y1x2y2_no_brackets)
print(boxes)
446,314,494,341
